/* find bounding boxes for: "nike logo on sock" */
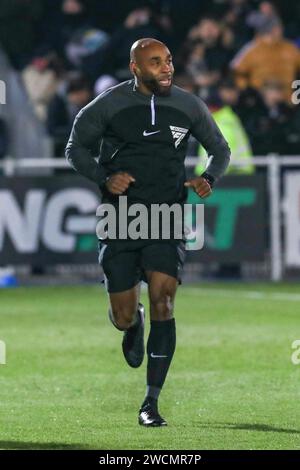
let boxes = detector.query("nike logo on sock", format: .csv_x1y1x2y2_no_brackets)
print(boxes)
150,352,168,358
143,130,161,137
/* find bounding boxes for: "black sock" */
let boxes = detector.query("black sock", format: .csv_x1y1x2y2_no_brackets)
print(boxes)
141,396,158,411
144,318,176,403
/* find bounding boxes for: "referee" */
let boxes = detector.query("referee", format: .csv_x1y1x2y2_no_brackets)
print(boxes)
66,38,230,427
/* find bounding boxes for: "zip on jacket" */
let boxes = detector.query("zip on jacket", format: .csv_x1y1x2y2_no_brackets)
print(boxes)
151,94,156,126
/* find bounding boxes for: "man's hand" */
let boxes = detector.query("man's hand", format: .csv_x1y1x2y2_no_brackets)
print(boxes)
105,172,135,195
184,176,212,198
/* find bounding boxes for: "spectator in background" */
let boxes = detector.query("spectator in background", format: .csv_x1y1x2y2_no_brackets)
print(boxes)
231,15,300,103
108,6,174,81
246,1,279,31
180,16,232,100
184,39,219,100
22,50,65,121
47,72,92,156
65,27,111,83
218,76,241,109
223,0,253,52
41,0,95,57
241,79,293,156
195,82,253,175
187,16,232,73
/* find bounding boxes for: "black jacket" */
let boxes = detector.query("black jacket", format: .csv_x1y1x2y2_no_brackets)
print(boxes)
66,79,230,205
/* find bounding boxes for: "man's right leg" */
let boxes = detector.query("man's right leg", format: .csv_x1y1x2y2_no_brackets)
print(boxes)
108,284,140,331
99,243,145,367
108,286,146,368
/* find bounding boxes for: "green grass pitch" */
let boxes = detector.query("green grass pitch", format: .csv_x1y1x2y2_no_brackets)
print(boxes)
0,282,300,450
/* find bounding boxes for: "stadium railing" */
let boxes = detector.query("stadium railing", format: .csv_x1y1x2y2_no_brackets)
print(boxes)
1,155,300,282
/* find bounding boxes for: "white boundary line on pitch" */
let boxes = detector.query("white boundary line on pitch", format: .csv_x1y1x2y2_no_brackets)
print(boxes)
183,287,300,302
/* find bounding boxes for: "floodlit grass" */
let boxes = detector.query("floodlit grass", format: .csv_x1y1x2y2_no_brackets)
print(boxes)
0,283,300,450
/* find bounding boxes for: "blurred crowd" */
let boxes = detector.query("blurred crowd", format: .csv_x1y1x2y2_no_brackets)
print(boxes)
1,0,300,166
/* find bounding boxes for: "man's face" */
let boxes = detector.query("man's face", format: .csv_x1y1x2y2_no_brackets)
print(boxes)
263,25,283,44
271,25,283,41
131,45,174,96
198,19,220,45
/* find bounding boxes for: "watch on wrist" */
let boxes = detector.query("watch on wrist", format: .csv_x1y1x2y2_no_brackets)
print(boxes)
201,171,215,188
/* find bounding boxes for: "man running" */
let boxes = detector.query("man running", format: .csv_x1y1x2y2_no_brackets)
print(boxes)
66,38,230,427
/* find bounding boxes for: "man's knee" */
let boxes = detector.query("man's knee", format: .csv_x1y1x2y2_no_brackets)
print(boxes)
108,285,140,330
109,305,137,330
149,290,175,320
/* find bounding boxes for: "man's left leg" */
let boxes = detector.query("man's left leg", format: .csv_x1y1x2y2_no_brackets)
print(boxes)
138,271,178,427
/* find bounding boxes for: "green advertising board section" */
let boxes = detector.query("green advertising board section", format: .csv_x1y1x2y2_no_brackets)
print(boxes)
186,174,266,262
0,175,266,265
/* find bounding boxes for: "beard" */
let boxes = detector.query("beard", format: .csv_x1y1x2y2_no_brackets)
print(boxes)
141,76,172,97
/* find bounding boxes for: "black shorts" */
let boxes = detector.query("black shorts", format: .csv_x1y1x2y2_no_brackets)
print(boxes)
98,240,186,293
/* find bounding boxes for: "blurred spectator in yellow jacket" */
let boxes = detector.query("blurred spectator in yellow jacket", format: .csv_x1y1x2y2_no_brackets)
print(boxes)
196,90,253,176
